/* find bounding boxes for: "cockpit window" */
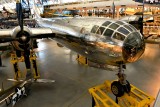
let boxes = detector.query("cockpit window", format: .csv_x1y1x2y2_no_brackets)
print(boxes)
116,21,125,25
129,25,137,31
91,25,99,33
109,23,119,30
96,26,105,35
117,27,130,35
102,21,111,27
103,29,114,37
124,25,133,32
112,32,125,41
125,32,141,46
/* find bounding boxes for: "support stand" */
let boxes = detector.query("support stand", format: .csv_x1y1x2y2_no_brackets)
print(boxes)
30,51,40,79
10,51,40,80
89,80,155,107
11,53,21,80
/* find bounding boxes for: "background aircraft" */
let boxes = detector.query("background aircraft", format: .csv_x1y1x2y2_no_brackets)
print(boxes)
0,78,54,106
2,6,16,14
0,0,54,80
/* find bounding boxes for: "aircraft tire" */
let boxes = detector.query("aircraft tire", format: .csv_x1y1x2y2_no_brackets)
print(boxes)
123,80,131,93
111,81,124,97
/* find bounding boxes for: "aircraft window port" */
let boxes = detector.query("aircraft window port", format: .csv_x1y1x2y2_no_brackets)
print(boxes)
102,21,111,27
91,25,99,33
62,10,72,15
109,23,119,30
96,26,105,35
118,27,130,35
113,32,125,41
116,21,125,25
124,25,133,32
103,29,114,37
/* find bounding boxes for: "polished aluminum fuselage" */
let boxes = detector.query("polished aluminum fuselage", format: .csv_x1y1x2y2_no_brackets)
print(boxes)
36,17,145,66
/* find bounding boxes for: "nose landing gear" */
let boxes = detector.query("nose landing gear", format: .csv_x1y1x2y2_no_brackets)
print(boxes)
89,62,154,107
111,63,131,97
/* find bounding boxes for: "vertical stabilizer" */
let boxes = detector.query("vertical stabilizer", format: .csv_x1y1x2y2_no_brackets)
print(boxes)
32,0,43,20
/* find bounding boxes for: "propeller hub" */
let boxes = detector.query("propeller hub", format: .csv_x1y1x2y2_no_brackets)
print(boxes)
21,35,27,42
11,26,33,51
17,31,30,44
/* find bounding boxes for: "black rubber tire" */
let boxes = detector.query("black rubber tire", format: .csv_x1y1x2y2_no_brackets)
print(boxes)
123,80,131,93
111,81,124,97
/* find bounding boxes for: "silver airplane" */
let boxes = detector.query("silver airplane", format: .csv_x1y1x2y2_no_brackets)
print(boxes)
0,2,148,98
31,4,146,97
33,4,145,67
1,6,16,14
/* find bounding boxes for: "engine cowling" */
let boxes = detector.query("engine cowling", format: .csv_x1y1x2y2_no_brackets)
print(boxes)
11,26,33,51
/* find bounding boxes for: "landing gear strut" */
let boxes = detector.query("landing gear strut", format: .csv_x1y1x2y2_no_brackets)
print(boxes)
111,63,131,97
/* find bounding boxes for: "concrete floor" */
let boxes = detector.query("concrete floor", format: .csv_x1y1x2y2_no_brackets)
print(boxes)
0,39,160,107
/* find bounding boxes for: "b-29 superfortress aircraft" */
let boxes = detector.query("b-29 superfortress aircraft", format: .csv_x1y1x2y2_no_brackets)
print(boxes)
0,0,158,106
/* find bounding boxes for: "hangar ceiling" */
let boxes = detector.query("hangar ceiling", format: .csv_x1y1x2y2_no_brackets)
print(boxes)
0,0,112,6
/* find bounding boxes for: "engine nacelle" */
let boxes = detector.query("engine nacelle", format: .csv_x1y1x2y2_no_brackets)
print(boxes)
11,26,33,51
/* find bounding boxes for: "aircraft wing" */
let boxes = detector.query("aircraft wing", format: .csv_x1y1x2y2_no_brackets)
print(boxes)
0,29,13,37
0,27,66,41
30,28,67,36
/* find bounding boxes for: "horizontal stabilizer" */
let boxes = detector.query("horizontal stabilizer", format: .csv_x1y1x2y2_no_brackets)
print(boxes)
7,78,55,83
7,79,24,82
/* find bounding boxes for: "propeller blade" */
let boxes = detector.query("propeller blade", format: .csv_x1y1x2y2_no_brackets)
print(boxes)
16,0,23,31
112,1,115,18
30,33,55,39
140,0,145,35
23,47,32,79
24,50,30,69
0,54,2,66
129,21,139,24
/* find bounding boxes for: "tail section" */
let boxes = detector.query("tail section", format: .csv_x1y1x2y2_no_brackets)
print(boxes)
32,0,43,20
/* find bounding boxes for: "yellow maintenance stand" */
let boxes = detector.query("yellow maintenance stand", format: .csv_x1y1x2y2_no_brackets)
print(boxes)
10,51,40,80
10,53,22,80
77,54,88,66
89,80,155,107
30,51,40,79
77,55,155,107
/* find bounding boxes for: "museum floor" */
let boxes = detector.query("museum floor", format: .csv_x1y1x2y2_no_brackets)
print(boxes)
0,39,159,107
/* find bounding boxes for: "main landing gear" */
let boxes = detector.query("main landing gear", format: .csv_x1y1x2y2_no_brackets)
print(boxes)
111,63,131,98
